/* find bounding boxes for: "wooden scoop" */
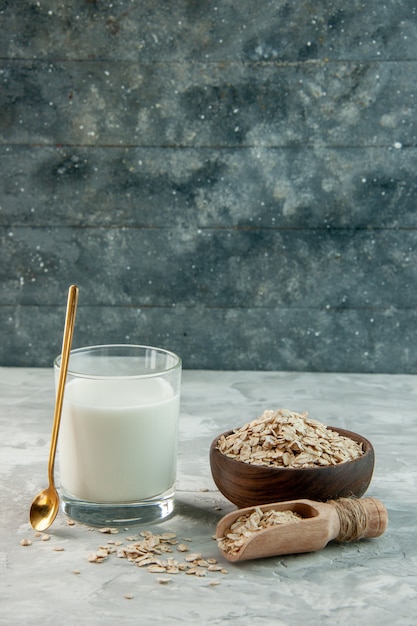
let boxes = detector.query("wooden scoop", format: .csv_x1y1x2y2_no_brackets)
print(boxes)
216,497,388,562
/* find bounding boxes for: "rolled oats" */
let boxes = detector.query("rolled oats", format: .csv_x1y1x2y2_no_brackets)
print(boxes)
147,564,167,573
98,527,119,534
217,408,363,468
185,553,202,562
88,529,228,581
176,543,189,552
20,538,32,546
218,506,303,557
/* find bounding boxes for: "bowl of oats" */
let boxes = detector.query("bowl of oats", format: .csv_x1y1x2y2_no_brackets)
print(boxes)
209,408,375,508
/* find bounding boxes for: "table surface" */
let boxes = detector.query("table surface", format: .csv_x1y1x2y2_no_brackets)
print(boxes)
1,367,416,625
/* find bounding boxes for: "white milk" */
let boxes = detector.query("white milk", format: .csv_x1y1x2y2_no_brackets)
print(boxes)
58,376,179,502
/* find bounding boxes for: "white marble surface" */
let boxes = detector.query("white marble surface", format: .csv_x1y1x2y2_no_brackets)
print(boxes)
1,368,416,625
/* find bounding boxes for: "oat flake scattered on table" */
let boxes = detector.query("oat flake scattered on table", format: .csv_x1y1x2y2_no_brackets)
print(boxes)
88,529,228,578
217,408,363,468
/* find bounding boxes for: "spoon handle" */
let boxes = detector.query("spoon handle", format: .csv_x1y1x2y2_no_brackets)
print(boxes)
48,284,79,485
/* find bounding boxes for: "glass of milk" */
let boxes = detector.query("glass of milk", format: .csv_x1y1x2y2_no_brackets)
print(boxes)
54,344,181,526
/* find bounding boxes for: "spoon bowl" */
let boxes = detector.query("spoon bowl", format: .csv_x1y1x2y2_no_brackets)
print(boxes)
29,284,78,532
29,485,61,532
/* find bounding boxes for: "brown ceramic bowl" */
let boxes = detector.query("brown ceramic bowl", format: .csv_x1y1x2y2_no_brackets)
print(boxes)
209,427,374,508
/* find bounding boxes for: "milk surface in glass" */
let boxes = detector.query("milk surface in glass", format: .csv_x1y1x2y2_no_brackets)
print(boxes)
59,376,179,502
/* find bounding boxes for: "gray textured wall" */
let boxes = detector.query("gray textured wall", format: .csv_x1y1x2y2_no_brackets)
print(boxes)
1,1,416,372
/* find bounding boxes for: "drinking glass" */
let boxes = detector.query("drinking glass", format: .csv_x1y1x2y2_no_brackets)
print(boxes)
55,344,181,526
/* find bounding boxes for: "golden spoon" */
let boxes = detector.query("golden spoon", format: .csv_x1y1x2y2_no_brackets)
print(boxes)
29,284,79,532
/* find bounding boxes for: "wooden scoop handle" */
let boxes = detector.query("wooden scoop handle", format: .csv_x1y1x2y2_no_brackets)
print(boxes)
330,497,388,541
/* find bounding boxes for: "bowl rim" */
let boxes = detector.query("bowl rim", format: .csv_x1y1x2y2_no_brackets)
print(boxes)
210,425,374,473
